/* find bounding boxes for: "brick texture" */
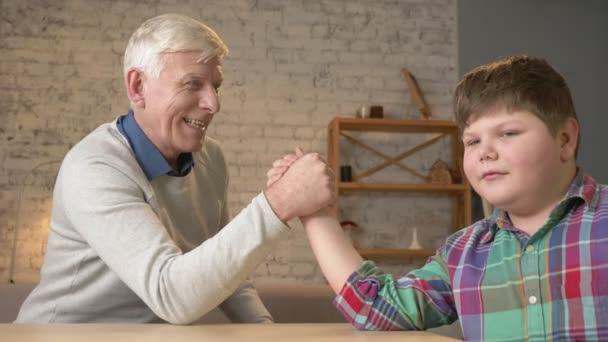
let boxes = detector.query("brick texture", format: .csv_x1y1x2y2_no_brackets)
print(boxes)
0,0,458,283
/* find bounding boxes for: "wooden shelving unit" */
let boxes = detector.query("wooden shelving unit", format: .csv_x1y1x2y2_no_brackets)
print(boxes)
327,117,472,260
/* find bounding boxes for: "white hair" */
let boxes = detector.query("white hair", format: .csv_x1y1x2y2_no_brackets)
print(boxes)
123,13,229,80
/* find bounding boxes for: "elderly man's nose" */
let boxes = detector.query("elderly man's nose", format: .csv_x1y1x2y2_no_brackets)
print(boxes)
199,88,219,114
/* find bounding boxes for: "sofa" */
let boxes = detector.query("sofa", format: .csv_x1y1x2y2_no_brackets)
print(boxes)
0,281,463,339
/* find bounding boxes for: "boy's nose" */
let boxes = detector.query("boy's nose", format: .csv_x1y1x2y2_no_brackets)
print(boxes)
479,145,498,162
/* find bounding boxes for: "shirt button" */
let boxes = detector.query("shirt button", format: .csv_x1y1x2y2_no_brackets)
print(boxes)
526,245,535,253
529,296,537,304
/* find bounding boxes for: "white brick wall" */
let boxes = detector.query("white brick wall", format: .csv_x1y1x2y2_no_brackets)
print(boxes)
0,0,458,283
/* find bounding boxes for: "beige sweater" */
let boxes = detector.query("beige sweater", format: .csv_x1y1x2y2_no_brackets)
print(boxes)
16,120,289,324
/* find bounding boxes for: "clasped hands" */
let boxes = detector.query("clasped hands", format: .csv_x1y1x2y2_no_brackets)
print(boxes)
264,147,335,223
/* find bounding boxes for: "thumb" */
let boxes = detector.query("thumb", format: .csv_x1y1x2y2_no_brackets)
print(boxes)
295,146,304,158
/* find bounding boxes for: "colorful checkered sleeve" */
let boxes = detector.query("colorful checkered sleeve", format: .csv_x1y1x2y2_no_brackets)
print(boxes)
333,256,457,331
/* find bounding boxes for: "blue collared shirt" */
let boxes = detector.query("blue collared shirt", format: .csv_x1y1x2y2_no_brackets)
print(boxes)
117,111,193,180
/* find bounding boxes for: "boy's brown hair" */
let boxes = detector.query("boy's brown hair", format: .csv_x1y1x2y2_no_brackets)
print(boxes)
453,55,578,137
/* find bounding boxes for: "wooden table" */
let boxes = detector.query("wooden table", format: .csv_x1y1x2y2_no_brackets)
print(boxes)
2,323,460,341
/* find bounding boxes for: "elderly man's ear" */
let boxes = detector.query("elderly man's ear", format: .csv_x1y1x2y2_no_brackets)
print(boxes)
126,69,146,108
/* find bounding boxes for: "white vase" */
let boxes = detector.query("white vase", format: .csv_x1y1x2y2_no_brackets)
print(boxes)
408,227,423,250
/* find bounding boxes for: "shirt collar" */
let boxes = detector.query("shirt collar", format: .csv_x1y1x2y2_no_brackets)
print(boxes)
480,210,509,244
480,168,596,244
567,169,599,209
116,110,193,180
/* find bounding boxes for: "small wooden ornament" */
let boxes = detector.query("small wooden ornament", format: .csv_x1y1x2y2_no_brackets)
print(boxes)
426,159,453,184
401,67,432,119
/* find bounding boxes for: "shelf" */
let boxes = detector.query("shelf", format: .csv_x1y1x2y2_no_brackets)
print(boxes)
357,248,437,260
328,116,472,261
332,117,459,134
339,182,468,193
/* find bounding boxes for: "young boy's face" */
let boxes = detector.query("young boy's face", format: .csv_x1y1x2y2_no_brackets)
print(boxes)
462,109,574,216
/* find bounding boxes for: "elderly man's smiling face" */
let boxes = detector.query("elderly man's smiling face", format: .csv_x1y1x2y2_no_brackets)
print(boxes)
136,51,223,165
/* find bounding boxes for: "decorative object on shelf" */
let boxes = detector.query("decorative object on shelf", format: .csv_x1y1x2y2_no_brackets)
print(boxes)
369,105,384,118
339,165,353,182
426,159,453,184
407,226,423,250
401,67,432,119
356,105,369,118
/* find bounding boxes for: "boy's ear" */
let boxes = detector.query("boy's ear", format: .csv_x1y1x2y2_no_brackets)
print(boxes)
126,68,146,109
558,117,579,162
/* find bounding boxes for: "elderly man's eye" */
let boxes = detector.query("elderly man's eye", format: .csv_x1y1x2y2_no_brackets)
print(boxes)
187,80,202,89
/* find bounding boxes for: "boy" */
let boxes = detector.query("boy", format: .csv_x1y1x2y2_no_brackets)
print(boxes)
268,56,608,341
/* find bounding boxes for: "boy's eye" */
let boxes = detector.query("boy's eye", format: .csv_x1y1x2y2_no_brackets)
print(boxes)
502,131,518,137
465,139,480,146
213,83,222,93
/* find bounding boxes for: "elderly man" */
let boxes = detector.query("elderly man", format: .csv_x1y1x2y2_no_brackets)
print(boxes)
16,14,334,324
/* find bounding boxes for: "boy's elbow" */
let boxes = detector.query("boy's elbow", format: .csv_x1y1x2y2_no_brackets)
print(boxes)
353,323,374,331
348,315,412,331
348,318,381,331
351,322,390,331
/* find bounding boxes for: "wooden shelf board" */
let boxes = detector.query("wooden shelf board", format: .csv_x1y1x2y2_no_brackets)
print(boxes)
332,117,458,134
357,248,436,259
339,182,468,193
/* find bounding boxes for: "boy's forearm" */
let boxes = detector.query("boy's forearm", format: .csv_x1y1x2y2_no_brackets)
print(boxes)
302,213,364,294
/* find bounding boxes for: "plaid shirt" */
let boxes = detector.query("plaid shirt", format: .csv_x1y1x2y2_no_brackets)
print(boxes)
334,171,608,341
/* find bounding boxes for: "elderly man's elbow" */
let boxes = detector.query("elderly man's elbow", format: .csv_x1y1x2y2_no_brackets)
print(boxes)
152,306,202,325
162,313,198,325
